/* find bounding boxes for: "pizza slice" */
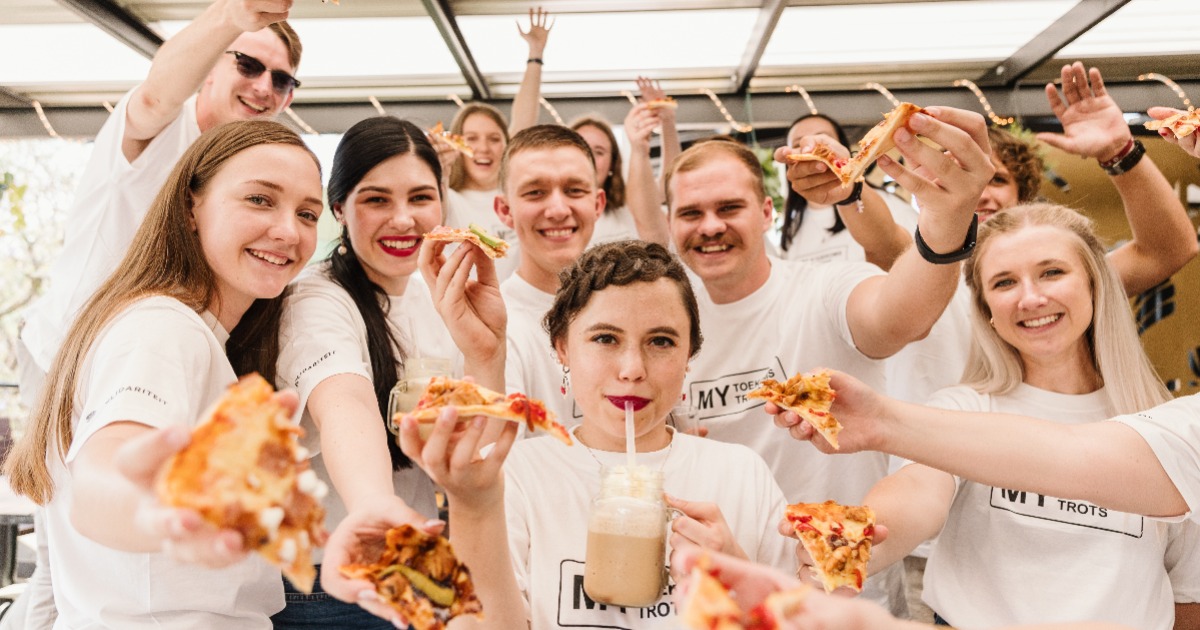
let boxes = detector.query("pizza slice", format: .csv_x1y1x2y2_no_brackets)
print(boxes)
646,96,678,111
423,224,510,259
783,143,852,184
747,368,840,449
1145,109,1200,138
404,376,571,446
785,501,875,593
429,122,475,158
157,374,328,592
680,562,743,630
834,102,925,188
744,585,812,630
340,524,483,630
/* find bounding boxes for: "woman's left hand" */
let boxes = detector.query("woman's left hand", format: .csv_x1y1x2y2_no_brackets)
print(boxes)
666,494,748,561
624,103,660,154
419,239,507,366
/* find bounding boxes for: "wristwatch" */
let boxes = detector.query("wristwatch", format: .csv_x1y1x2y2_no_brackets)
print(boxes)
914,214,978,265
1099,138,1145,176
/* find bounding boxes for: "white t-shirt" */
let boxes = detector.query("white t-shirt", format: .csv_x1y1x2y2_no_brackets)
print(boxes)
884,279,973,405
1115,393,1200,523
590,206,638,246
501,273,581,428
503,429,794,630
922,384,1200,629
276,267,458,562
683,258,905,614
47,296,281,629
778,193,919,265
444,187,518,281
21,90,202,372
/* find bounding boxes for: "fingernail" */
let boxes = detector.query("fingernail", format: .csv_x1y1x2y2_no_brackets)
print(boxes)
893,128,913,144
910,113,931,129
424,518,446,529
878,155,894,167
357,589,382,603
392,617,407,629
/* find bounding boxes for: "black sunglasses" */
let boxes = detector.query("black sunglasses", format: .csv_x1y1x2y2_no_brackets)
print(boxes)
225,50,301,95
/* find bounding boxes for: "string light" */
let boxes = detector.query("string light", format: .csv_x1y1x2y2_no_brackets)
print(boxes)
953,79,1014,126
621,90,638,106
30,100,59,138
284,107,317,135
699,88,752,133
102,101,114,113
539,97,565,126
1138,73,1193,111
448,94,466,108
785,85,818,115
864,82,901,108
368,96,387,116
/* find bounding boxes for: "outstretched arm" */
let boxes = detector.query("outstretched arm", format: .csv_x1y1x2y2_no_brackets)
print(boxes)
124,0,292,161
636,77,680,200
774,370,1189,519
623,103,670,245
846,107,993,359
861,463,955,574
509,7,552,134
1038,62,1197,295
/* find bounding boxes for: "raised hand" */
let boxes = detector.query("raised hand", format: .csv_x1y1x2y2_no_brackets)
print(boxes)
1038,62,1131,161
769,369,893,454
419,238,507,369
518,7,553,57
221,0,294,33
398,407,517,509
624,103,661,154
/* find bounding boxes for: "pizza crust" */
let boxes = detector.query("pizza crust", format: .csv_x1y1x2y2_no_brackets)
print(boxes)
784,103,924,189
405,376,572,445
747,368,840,449
1145,110,1200,138
429,122,475,158
423,225,509,259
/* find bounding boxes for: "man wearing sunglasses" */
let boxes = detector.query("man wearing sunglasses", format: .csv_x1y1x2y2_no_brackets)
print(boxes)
13,4,301,625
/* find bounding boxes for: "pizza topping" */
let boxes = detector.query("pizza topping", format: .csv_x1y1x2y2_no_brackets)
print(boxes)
785,501,875,593
156,374,328,593
468,223,504,250
424,225,510,259
747,368,841,449
340,524,483,630
408,376,572,445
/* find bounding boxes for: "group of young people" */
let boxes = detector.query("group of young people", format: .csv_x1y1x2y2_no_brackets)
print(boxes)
6,1,1200,629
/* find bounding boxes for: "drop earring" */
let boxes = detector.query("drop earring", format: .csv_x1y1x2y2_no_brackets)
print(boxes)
337,227,349,256
560,366,570,397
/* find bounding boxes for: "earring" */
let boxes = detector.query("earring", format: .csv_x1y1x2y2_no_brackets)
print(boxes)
337,229,349,256
989,317,995,327
560,367,570,397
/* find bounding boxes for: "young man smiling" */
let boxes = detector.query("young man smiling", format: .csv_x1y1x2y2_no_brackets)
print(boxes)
495,125,605,425
666,107,995,615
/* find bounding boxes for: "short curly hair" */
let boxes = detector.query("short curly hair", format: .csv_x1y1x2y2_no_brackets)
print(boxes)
988,127,1044,203
543,240,703,359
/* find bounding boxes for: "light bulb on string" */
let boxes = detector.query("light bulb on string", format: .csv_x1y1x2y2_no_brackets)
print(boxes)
539,97,565,126
785,85,818,115
448,94,466,108
699,88,752,133
621,90,638,106
864,82,901,108
368,96,386,117
30,101,59,138
284,107,317,135
1138,73,1193,111
953,79,1014,126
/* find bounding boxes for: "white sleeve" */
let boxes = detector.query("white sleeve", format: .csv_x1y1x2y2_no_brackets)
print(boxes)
277,280,373,414
68,303,216,461
1114,395,1200,521
503,463,535,619
819,262,886,355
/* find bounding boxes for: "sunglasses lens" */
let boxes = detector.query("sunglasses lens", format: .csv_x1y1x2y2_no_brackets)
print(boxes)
230,51,297,95
234,54,265,79
270,71,298,94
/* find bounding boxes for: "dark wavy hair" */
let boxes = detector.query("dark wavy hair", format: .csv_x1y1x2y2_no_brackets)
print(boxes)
988,127,1044,203
544,240,703,358
780,114,853,253
326,116,443,470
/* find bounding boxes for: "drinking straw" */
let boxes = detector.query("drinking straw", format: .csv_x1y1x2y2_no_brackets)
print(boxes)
625,401,636,469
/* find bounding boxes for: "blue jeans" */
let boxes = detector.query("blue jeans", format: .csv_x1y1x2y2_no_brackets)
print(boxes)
271,568,409,630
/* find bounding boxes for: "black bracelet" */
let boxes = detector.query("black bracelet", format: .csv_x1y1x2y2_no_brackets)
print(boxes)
527,57,544,65
834,181,863,206
1100,139,1145,176
914,214,978,264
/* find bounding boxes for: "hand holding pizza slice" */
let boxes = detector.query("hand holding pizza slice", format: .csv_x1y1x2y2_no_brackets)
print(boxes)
403,376,571,445
428,122,475,158
748,368,840,449
156,374,328,592
1145,108,1200,139
424,224,510,259
679,553,813,630
785,501,875,593
340,524,482,630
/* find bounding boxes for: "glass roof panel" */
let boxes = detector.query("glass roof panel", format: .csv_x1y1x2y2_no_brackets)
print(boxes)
761,0,1075,67
0,23,151,83
458,9,760,74
1059,0,1200,56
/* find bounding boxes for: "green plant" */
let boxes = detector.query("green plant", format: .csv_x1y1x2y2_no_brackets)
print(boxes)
752,146,786,215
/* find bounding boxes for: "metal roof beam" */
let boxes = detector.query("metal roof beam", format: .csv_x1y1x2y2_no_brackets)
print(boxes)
979,0,1131,87
421,0,491,100
53,0,162,60
732,0,786,94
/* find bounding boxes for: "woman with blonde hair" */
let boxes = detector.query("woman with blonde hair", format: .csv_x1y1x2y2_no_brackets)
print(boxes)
4,119,324,628
827,203,1200,629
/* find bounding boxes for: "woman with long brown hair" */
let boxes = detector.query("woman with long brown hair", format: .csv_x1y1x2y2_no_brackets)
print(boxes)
4,119,323,628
